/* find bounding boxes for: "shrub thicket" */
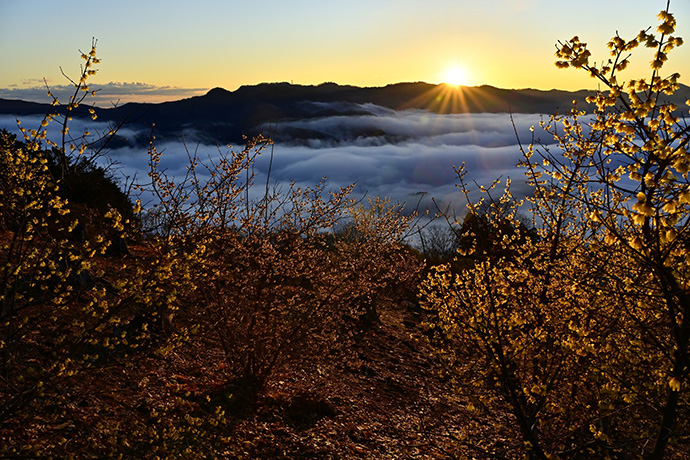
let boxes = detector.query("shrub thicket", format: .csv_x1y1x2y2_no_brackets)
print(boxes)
5,5,690,456
421,3,690,459
0,41,423,458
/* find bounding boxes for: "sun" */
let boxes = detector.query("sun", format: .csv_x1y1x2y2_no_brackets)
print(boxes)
443,66,470,87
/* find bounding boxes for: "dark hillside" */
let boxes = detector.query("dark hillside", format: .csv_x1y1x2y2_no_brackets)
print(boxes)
3,80,689,148
0,82,599,146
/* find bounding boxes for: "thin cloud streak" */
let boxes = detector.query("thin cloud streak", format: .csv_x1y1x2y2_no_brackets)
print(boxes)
0,82,208,107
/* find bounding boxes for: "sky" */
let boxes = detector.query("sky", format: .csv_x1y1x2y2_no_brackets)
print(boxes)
2,0,690,105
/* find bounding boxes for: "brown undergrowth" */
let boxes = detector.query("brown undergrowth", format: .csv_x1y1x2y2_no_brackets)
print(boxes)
215,300,471,459
0,236,472,458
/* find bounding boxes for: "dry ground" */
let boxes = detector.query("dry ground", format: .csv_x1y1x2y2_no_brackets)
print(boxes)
213,300,475,459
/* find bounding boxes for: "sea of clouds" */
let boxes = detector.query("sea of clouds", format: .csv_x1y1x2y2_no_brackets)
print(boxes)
0,103,559,220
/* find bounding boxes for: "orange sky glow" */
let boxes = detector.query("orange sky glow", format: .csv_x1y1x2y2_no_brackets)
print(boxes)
2,1,690,105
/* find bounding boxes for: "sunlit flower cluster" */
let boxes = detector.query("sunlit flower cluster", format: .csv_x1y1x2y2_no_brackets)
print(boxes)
422,3,690,457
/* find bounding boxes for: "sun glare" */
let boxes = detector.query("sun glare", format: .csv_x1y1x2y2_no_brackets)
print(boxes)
443,66,470,87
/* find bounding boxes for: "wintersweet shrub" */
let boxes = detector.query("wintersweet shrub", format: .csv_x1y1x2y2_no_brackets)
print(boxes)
421,4,690,458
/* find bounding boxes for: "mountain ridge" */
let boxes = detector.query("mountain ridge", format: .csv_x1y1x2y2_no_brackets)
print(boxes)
2,81,689,146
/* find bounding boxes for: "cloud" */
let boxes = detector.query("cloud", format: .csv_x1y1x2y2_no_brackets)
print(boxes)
0,109,556,218
262,103,552,149
256,140,529,215
0,82,208,107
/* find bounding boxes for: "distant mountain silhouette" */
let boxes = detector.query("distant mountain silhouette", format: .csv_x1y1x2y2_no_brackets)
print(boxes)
2,82,689,146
